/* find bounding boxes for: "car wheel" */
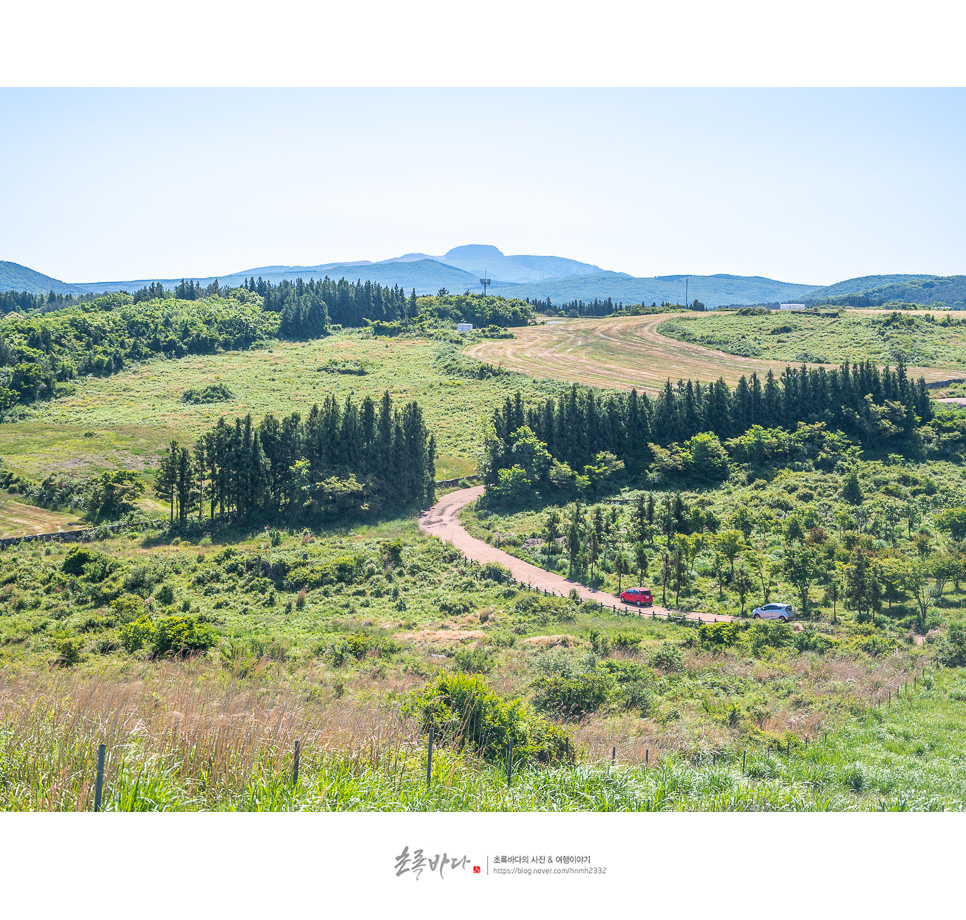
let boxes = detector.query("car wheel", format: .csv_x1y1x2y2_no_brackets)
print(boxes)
779,616,787,623
753,614,760,619
637,600,643,607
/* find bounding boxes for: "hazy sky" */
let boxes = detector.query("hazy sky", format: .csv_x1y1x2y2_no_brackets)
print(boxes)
3,87,964,286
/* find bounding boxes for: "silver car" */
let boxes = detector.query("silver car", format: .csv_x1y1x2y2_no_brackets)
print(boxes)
751,603,794,622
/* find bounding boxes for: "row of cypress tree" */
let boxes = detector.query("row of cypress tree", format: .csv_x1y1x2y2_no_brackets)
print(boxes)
155,392,435,525
248,276,414,335
488,361,932,480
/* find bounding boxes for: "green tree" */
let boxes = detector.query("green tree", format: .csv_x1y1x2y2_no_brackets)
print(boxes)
154,440,179,523
544,509,561,556
716,529,746,580
634,543,650,587
614,552,629,594
936,508,966,542
733,564,754,615
87,470,144,522
781,542,820,619
842,469,863,505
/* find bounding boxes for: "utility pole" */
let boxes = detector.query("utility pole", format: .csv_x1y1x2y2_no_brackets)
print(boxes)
685,278,689,309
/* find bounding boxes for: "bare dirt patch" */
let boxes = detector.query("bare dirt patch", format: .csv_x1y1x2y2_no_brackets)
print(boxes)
520,635,578,648
393,628,487,646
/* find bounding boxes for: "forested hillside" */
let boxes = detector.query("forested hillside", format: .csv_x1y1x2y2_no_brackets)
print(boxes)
805,275,966,309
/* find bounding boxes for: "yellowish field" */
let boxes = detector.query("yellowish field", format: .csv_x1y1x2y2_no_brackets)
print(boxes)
0,496,84,536
466,313,962,395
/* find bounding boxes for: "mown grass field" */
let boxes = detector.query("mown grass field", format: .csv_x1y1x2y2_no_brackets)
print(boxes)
658,308,966,372
465,312,961,396
0,331,564,482
0,496,83,535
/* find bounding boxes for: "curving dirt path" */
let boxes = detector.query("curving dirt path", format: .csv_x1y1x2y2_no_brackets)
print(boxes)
466,313,960,395
418,486,734,624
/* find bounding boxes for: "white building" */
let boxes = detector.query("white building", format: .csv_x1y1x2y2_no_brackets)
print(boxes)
779,303,806,311
456,323,473,332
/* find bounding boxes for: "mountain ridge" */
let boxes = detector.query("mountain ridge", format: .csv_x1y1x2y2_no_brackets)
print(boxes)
1,248,960,309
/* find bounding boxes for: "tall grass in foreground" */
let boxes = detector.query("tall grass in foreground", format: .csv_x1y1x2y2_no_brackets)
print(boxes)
1,664,964,811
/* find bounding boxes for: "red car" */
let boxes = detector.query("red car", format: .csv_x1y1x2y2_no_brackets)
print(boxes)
620,587,653,607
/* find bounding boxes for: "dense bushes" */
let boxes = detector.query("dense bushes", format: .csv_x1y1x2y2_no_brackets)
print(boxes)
408,673,571,765
120,614,218,657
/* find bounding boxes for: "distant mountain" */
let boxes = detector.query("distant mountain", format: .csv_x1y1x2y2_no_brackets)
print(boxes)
802,275,935,300
0,261,84,296
3,246,962,309
804,275,966,308
490,272,819,308
69,259,481,297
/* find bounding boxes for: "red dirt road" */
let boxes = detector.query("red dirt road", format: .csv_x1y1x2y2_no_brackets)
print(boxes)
418,486,734,623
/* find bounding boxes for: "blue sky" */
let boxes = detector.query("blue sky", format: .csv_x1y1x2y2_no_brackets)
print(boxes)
3,87,964,286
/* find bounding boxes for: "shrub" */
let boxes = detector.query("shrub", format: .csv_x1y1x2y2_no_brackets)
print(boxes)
110,594,144,623
451,645,493,674
407,673,571,765
119,614,155,653
531,671,612,721
650,643,685,672
587,629,610,656
328,632,371,665
180,382,234,404
481,562,510,583
151,615,218,657
937,622,966,667
50,632,84,667
62,546,115,581
155,583,175,606
123,563,161,595
612,632,643,653
514,594,576,624
617,681,652,715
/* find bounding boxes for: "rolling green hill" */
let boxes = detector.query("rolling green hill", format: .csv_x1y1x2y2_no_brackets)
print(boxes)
802,274,933,299
0,262,84,296
804,275,966,309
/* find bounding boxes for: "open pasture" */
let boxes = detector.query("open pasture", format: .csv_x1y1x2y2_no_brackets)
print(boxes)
658,308,966,373
0,495,83,536
0,331,561,481
466,313,962,395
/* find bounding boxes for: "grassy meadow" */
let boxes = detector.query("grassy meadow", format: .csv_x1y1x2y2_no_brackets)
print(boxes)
3,311,966,811
0,644,957,811
658,309,966,371
0,508,933,811
0,330,563,482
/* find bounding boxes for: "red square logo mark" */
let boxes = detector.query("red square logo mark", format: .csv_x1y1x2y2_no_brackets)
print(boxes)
473,866,481,874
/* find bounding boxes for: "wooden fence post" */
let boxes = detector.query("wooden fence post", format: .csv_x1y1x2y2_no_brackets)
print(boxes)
293,739,301,786
507,740,513,787
93,743,106,812
426,726,434,789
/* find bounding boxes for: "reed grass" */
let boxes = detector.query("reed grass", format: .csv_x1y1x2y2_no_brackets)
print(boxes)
2,662,963,811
